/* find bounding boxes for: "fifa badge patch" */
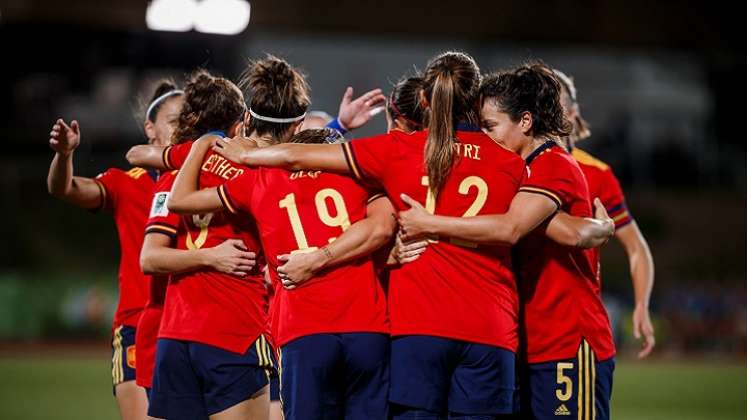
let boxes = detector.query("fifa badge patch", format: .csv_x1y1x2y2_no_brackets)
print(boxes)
150,192,170,217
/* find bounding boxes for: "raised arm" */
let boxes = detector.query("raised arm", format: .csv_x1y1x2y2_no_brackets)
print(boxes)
398,192,613,247
545,198,616,247
167,137,224,215
615,221,656,358
126,145,168,170
213,138,350,174
277,196,397,289
47,119,104,209
141,234,255,277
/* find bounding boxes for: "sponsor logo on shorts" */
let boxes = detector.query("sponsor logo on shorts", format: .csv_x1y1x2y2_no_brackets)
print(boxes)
555,404,571,416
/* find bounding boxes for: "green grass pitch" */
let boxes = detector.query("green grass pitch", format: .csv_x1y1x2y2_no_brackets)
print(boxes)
0,357,745,419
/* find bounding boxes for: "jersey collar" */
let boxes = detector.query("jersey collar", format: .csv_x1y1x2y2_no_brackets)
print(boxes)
525,140,556,165
456,122,482,132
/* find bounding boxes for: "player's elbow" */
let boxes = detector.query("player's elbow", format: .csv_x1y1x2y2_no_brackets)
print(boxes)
166,195,189,214
502,224,523,246
126,145,146,166
140,251,158,275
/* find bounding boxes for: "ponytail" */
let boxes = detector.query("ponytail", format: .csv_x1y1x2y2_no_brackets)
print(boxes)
425,72,456,195
421,51,481,195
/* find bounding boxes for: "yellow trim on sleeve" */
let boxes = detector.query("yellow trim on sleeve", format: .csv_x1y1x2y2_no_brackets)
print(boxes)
519,186,562,208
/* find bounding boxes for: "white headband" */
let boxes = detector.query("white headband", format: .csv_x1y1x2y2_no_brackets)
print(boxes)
146,89,184,120
249,108,306,123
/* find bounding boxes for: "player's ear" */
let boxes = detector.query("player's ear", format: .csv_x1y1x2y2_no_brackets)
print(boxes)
144,120,157,144
227,120,243,138
419,89,429,110
520,111,533,135
292,120,304,135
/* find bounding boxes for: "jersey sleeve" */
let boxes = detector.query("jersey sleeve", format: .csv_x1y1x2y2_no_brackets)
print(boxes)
341,133,397,185
144,172,181,239
218,170,258,215
519,152,578,209
598,167,634,229
163,141,194,170
94,168,121,212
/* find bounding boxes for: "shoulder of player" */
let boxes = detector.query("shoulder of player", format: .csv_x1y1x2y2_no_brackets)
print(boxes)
571,147,610,172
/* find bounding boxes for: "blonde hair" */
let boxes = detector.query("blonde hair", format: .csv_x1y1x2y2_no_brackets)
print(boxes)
553,69,591,143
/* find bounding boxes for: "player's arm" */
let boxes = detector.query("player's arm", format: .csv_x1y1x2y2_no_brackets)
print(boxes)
141,233,256,277
615,221,656,358
398,192,613,247
46,119,104,209
126,145,169,170
213,138,350,174
277,196,398,289
167,137,225,215
545,198,616,248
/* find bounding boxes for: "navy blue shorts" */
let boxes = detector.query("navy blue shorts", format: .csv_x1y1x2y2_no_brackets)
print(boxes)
269,365,280,401
111,325,137,393
279,333,389,420
389,335,517,417
522,340,615,420
148,335,275,419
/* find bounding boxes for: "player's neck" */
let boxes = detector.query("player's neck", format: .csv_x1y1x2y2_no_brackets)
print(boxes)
519,137,548,159
248,133,280,148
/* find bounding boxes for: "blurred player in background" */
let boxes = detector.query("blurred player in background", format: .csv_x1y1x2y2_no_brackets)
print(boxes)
46,81,183,420
397,63,616,420
554,69,656,359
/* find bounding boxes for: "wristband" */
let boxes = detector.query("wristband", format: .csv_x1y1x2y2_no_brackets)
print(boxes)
325,117,349,135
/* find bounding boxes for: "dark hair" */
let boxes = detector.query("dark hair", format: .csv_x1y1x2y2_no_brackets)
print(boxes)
479,63,571,139
146,79,182,123
387,76,425,131
240,55,311,140
289,128,344,145
171,70,245,144
422,51,481,194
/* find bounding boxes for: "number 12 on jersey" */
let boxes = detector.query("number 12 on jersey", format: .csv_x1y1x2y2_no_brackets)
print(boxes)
279,189,351,254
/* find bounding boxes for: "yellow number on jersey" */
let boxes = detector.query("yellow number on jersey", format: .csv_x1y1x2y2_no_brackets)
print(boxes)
186,213,214,250
279,189,352,254
419,175,489,248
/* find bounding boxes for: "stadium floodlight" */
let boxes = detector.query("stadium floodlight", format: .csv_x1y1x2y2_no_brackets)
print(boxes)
146,0,199,32
194,0,251,35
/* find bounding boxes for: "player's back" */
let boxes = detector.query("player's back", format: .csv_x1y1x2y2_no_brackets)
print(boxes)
220,167,389,348
159,147,268,354
343,127,525,351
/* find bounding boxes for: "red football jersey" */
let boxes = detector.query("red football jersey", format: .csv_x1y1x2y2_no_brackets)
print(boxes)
158,141,268,354
219,167,389,347
135,170,181,388
94,167,155,328
572,148,633,229
344,128,524,351
517,141,615,363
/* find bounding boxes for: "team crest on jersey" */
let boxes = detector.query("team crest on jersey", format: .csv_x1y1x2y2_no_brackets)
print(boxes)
126,345,136,369
150,192,170,217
